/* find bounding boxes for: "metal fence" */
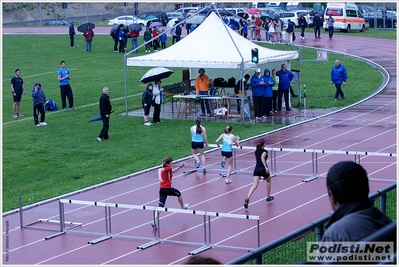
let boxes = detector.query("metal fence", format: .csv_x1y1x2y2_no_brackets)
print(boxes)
227,182,396,264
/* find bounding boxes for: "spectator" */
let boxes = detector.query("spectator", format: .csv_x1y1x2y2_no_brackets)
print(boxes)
117,24,125,53
330,59,347,101
152,80,162,123
285,19,295,44
262,68,275,117
326,14,335,39
143,28,152,52
234,73,251,113
276,64,294,111
254,16,262,41
171,22,177,44
271,69,279,113
31,81,47,127
10,68,26,118
223,14,230,25
97,87,112,142
313,12,323,39
152,27,159,52
298,14,307,40
129,28,140,52
250,68,265,121
123,25,129,50
142,83,153,126
159,29,167,50
241,20,248,39
275,18,282,43
57,60,76,110
249,15,256,40
321,161,392,242
264,16,271,42
175,22,182,42
195,68,212,117
83,24,94,53
69,22,76,48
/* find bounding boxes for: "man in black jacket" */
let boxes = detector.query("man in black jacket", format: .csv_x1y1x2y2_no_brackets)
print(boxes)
312,12,323,39
97,87,112,142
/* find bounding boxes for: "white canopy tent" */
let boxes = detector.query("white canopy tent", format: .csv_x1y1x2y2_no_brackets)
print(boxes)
124,9,299,120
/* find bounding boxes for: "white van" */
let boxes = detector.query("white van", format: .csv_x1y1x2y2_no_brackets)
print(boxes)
175,7,199,14
323,2,366,32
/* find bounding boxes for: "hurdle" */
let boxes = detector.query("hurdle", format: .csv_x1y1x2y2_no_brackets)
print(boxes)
46,199,260,254
18,197,82,233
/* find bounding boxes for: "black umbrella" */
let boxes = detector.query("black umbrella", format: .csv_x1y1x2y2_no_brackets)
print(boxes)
77,21,95,33
129,23,142,33
140,67,173,83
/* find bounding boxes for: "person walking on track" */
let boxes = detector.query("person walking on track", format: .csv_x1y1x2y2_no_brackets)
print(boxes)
190,117,209,173
244,138,274,209
152,156,189,229
216,125,240,184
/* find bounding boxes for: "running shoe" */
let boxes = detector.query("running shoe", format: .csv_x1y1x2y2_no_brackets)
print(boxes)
39,122,47,126
151,221,158,229
221,160,225,168
244,198,249,209
195,161,201,169
225,179,232,184
183,203,189,209
266,196,274,202
202,167,206,173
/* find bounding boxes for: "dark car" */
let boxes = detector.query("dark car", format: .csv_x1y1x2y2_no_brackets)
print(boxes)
44,19,70,26
138,12,169,26
363,12,397,28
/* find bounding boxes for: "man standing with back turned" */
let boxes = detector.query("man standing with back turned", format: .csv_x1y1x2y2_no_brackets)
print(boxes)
97,87,112,142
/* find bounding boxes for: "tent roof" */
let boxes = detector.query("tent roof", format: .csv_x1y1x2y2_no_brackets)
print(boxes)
126,12,299,69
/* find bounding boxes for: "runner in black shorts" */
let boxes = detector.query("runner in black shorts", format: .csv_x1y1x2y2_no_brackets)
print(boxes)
190,117,208,172
244,138,274,209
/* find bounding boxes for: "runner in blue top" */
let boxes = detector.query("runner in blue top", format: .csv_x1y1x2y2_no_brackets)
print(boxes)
190,117,209,173
215,125,240,184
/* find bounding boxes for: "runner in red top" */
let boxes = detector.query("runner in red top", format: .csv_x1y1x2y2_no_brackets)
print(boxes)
152,156,189,229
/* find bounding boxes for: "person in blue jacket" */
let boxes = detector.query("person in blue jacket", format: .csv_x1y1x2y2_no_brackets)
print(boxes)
262,68,275,117
330,59,347,101
159,29,168,50
31,81,47,126
250,68,266,121
276,64,295,111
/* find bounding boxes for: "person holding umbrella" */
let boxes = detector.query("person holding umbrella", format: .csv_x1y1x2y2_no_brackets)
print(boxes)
129,24,141,52
83,24,94,52
142,83,154,126
97,87,112,142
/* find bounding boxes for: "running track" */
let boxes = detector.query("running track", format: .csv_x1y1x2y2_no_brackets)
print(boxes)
2,30,397,265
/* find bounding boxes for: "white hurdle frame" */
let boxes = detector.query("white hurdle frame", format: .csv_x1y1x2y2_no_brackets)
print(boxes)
46,199,260,255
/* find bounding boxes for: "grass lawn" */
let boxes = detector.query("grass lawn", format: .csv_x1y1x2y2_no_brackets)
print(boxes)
2,33,386,212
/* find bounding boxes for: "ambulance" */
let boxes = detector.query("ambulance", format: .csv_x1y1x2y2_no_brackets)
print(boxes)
323,2,366,32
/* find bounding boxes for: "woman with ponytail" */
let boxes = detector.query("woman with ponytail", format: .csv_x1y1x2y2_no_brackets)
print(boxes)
244,138,274,209
190,117,209,172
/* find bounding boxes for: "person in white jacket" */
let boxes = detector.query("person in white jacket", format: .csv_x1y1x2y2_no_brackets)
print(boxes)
152,79,163,123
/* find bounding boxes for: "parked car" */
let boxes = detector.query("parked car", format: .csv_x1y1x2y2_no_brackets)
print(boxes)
138,12,169,26
166,12,184,21
44,19,70,26
107,15,146,26
357,4,376,13
175,7,199,14
363,12,397,28
276,11,299,27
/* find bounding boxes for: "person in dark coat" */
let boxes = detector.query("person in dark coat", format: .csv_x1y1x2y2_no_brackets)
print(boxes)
298,15,307,39
313,12,323,39
321,161,392,242
276,64,294,111
31,81,47,126
142,83,154,125
97,87,112,142
69,22,76,48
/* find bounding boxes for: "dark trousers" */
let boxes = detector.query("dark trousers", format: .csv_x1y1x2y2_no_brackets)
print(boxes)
152,102,161,122
98,115,109,139
113,38,118,51
172,36,177,44
263,97,273,115
199,91,211,114
153,40,159,50
272,90,278,112
278,89,290,110
60,84,74,109
69,34,74,47
328,26,334,38
161,42,166,49
176,35,181,42
118,39,125,52
300,26,306,37
253,96,263,117
334,83,344,99
33,104,45,125
314,26,321,38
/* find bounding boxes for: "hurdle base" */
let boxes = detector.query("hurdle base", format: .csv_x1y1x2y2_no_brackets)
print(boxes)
45,231,66,240
183,169,197,174
220,171,237,177
88,235,112,244
137,239,161,250
303,175,318,183
269,172,277,178
189,245,212,255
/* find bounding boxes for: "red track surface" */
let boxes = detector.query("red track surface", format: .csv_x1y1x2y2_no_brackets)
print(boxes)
2,29,397,265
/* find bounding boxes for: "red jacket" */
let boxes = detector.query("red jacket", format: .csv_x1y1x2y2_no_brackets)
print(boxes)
152,29,159,41
83,28,94,41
